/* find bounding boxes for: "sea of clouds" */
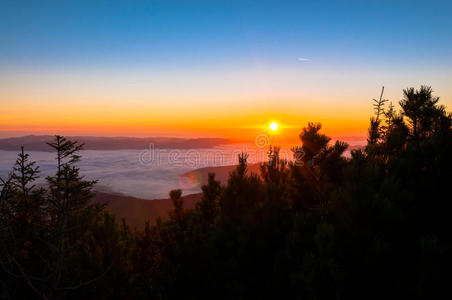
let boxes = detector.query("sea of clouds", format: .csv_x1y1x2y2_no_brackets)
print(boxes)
0,137,364,199
0,145,272,199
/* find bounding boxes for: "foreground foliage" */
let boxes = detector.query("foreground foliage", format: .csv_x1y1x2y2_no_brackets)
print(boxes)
1,86,451,299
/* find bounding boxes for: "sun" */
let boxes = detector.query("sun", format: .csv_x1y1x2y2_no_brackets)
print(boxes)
269,122,279,131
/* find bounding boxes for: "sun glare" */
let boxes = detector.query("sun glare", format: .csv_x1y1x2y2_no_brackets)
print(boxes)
269,122,279,131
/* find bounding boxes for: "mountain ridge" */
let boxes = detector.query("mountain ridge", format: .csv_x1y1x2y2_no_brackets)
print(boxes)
0,135,231,151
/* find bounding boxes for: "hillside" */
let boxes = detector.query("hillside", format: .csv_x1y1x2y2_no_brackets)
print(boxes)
179,163,262,187
93,191,202,228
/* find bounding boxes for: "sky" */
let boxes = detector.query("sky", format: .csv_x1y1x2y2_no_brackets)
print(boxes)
1,0,451,143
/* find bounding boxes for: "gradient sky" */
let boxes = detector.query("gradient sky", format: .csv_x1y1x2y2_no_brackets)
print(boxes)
1,0,451,142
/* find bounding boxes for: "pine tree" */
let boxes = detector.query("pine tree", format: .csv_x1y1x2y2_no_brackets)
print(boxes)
169,189,184,228
10,146,40,197
196,173,221,227
41,136,103,299
399,85,443,146
296,122,330,168
368,86,388,145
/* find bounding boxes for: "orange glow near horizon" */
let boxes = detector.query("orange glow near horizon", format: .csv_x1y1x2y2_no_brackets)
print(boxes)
0,93,370,143
3,67,448,144
0,107,370,144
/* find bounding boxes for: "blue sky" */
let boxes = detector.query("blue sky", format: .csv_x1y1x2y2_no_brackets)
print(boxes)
1,0,451,70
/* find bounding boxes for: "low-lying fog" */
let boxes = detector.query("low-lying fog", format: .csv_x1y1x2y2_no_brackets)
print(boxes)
0,139,363,199
0,145,274,199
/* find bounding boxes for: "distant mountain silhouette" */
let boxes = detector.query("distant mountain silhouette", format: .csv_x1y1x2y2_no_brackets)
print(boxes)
0,135,231,151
